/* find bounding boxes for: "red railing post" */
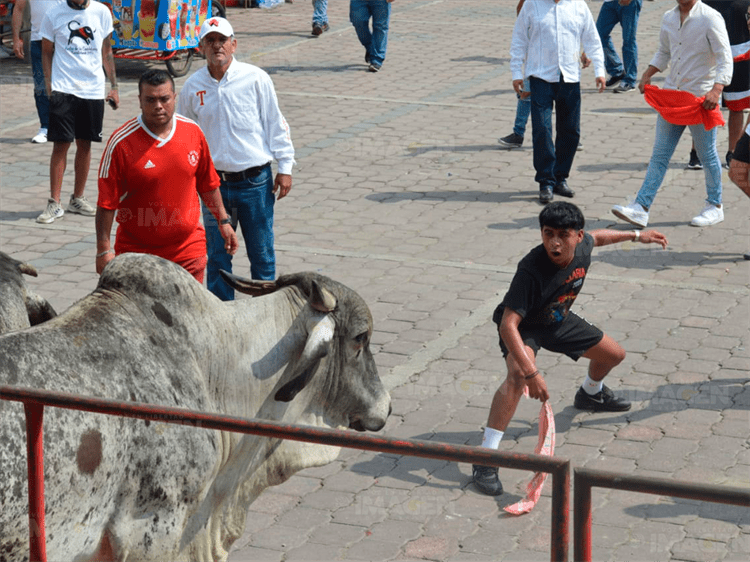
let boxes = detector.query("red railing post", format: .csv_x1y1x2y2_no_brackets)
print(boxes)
23,402,47,562
550,462,570,562
573,470,592,562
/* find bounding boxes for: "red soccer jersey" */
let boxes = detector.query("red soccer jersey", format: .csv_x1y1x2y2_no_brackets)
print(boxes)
98,115,220,263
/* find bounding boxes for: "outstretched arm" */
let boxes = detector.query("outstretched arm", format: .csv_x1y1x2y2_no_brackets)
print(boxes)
590,229,668,249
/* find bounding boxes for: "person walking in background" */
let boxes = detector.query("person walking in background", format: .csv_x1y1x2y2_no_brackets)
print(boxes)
596,0,643,94
311,0,329,36
37,0,119,224
510,0,605,204
611,0,733,229
178,17,295,300
11,0,64,144
96,70,238,281
350,0,394,72
498,0,531,149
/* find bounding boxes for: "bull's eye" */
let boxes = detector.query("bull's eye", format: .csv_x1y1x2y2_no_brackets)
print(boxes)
354,332,368,345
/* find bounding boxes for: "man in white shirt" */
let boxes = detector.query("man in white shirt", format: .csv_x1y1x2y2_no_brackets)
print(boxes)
178,17,295,301
612,0,733,228
37,0,119,224
510,0,605,204
11,0,64,144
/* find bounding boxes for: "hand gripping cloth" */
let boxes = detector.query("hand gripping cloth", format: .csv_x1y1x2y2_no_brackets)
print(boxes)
644,84,725,131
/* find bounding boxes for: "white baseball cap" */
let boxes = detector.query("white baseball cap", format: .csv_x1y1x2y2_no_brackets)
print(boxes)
199,17,234,41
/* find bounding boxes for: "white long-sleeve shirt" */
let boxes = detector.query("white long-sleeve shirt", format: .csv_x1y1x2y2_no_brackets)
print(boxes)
178,58,295,174
650,0,733,97
510,0,604,84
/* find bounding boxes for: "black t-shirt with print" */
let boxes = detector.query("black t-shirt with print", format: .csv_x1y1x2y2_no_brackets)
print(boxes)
493,232,594,329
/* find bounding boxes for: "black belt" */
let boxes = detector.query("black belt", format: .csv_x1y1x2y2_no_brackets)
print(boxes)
216,163,270,183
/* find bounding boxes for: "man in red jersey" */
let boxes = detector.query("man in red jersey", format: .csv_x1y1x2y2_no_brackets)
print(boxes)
96,69,238,282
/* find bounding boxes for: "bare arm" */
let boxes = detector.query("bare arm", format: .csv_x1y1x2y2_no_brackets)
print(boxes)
95,207,116,274
11,0,28,59
199,188,239,255
42,38,53,97
638,64,661,94
101,34,120,109
590,229,668,249
499,308,549,402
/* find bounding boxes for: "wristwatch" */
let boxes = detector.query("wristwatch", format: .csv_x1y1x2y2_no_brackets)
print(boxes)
219,218,231,225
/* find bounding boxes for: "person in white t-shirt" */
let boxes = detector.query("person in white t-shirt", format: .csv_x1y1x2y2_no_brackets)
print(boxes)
11,0,64,144
37,0,119,224
178,17,295,301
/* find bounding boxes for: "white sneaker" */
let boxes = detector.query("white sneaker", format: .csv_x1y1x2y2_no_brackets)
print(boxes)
690,203,724,227
31,128,47,144
611,201,649,228
67,194,96,217
36,198,64,224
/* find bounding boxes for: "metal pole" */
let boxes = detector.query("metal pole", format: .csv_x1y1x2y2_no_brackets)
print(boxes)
550,462,570,562
23,403,47,562
573,470,592,562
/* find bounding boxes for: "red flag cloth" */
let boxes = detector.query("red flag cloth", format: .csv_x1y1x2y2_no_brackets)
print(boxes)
643,85,725,131
503,395,555,516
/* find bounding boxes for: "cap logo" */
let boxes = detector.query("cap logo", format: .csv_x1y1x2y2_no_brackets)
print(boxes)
208,19,219,27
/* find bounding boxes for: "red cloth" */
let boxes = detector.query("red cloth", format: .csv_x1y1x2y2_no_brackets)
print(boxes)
644,85,725,130
98,116,220,264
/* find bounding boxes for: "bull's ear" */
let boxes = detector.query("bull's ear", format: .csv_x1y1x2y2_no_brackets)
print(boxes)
309,281,336,312
219,270,278,296
25,293,57,326
274,315,334,402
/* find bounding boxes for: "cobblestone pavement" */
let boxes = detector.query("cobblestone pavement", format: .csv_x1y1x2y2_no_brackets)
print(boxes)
1,1,748,561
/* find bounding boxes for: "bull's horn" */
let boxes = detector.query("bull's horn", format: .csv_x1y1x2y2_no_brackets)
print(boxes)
219,270,278,296
309,281,336,312
18,263,39,277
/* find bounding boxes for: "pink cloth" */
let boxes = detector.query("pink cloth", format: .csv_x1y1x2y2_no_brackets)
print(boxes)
504,395,555,516
643,84,725,131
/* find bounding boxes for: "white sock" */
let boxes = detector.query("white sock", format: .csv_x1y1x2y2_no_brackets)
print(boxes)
582,375,603,396
480,427,504,449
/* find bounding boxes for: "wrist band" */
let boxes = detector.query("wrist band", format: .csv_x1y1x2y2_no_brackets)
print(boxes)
524,370,539,380
219,218,231,225
96,250,114,258
633,230,640,242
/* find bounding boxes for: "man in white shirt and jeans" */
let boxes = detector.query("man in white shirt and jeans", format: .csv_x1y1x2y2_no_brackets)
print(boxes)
178,17,295,301
611,0,733,228
510,0,605,205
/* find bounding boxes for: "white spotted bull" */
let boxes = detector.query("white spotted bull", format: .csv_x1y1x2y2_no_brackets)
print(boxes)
0,253,390,561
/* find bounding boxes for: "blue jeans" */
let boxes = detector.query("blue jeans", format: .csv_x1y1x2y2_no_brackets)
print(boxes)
529,76,580,187
202,164,276,301
349,0,391,66
513,77,531,138
636,116,722,209
596,0,641,87
31,40,50,129
312,0,328,25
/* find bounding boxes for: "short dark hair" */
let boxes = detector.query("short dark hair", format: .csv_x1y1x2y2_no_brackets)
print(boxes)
138,69,175,95
539,201,585,231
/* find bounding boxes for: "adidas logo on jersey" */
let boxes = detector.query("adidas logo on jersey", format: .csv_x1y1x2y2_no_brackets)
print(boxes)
144,160,156,169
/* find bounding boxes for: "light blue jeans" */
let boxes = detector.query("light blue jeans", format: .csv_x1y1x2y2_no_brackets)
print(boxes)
513,78,531,138
202,164,276,301
636,116,722,209
312,0,328,25
596,0,642,87
31,40,50,129
349,0,391,66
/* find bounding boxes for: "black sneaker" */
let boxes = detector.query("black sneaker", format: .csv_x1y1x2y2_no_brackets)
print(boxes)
613,83,635,94
472,464,503,496
368,63,381,73
539,185,554,204
498,132,524,149
687,149,703,170
605,73,625,88
725,151,733,169
574,385,631,412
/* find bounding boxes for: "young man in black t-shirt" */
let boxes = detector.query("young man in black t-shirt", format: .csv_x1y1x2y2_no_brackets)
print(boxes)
473,202,668,496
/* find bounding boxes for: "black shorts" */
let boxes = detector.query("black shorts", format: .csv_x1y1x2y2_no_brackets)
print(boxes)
48,92,105,143
498,312,604,361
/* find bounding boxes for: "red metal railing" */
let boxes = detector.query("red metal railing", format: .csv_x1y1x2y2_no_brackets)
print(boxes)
0,385,570,562
574,467,750,562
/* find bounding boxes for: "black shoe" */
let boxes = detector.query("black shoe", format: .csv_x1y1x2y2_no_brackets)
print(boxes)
605,74,625,88
687,149,703,170
613,83,635,94
365,52,371,64
472,464,503,496
725,151,733,169
539,185,554,204
744,252,750,260
574,385,631,412
368,63,381,72
498,132,524,149
553,180,575,198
